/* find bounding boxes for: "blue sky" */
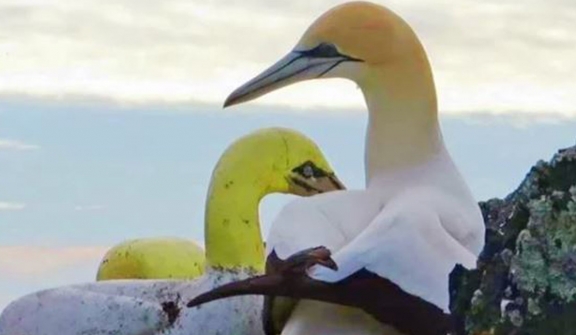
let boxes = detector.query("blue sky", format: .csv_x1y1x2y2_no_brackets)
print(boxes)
1,0,576,313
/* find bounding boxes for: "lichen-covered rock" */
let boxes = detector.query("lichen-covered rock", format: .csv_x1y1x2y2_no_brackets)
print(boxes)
451,145,576,335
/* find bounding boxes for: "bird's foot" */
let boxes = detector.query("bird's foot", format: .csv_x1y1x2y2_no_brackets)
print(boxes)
184,246,336,309
278,246,338,275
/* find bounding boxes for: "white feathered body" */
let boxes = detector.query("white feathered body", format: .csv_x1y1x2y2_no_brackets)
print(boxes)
268,152,485,335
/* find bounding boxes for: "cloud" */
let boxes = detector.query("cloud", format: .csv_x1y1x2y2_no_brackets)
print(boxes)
0,139,40,151
0,202,26,211
0,0,574,116
0,246,108,277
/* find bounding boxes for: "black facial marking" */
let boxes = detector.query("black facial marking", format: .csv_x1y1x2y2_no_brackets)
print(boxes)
262,42,360,83
299,43,342,58
297,43,364,62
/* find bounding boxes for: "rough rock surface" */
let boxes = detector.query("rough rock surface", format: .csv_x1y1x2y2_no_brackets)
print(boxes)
451,145,576,335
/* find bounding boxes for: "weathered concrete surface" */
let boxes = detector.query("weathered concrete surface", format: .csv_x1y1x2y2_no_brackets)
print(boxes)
451,145,576,335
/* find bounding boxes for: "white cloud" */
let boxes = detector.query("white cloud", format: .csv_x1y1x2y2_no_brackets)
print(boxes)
0,139,40,151
0,0,574,116
0,246,108,277
0,202,26,211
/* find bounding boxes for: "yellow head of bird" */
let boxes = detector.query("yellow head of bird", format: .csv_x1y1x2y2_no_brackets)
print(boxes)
224,1,429,107
210,127,345,198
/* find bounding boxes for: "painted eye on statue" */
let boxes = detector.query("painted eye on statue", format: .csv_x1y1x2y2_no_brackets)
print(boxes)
292,161,327,179
302,165,314,178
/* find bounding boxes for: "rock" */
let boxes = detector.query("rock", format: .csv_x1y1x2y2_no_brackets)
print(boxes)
451,144,576,335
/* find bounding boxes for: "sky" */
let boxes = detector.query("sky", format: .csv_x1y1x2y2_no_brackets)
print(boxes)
0,0,575,312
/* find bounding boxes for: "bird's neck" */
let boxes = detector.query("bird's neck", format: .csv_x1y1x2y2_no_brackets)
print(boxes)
204,175,265,273
360,58,446,185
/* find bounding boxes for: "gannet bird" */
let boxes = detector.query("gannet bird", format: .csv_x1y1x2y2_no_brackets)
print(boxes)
97,238,206,280
96,127,344,282
0,127,345,335
186,2,485,335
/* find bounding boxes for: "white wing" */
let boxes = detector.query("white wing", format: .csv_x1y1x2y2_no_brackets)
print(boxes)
308,188,484,312
266,190,383,259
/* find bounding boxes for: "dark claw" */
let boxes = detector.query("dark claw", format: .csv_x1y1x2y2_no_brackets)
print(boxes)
279,246,338,274
185,246,336,309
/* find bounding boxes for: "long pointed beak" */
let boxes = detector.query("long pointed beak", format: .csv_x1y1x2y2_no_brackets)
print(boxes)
224,51,348,108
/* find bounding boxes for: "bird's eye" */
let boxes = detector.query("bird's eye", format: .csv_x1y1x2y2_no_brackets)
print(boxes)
299,43,341,58
312,43,342,58
296,43,363,63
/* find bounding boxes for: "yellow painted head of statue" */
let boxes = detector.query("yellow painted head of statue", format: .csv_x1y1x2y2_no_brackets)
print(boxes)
205,127,344,272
